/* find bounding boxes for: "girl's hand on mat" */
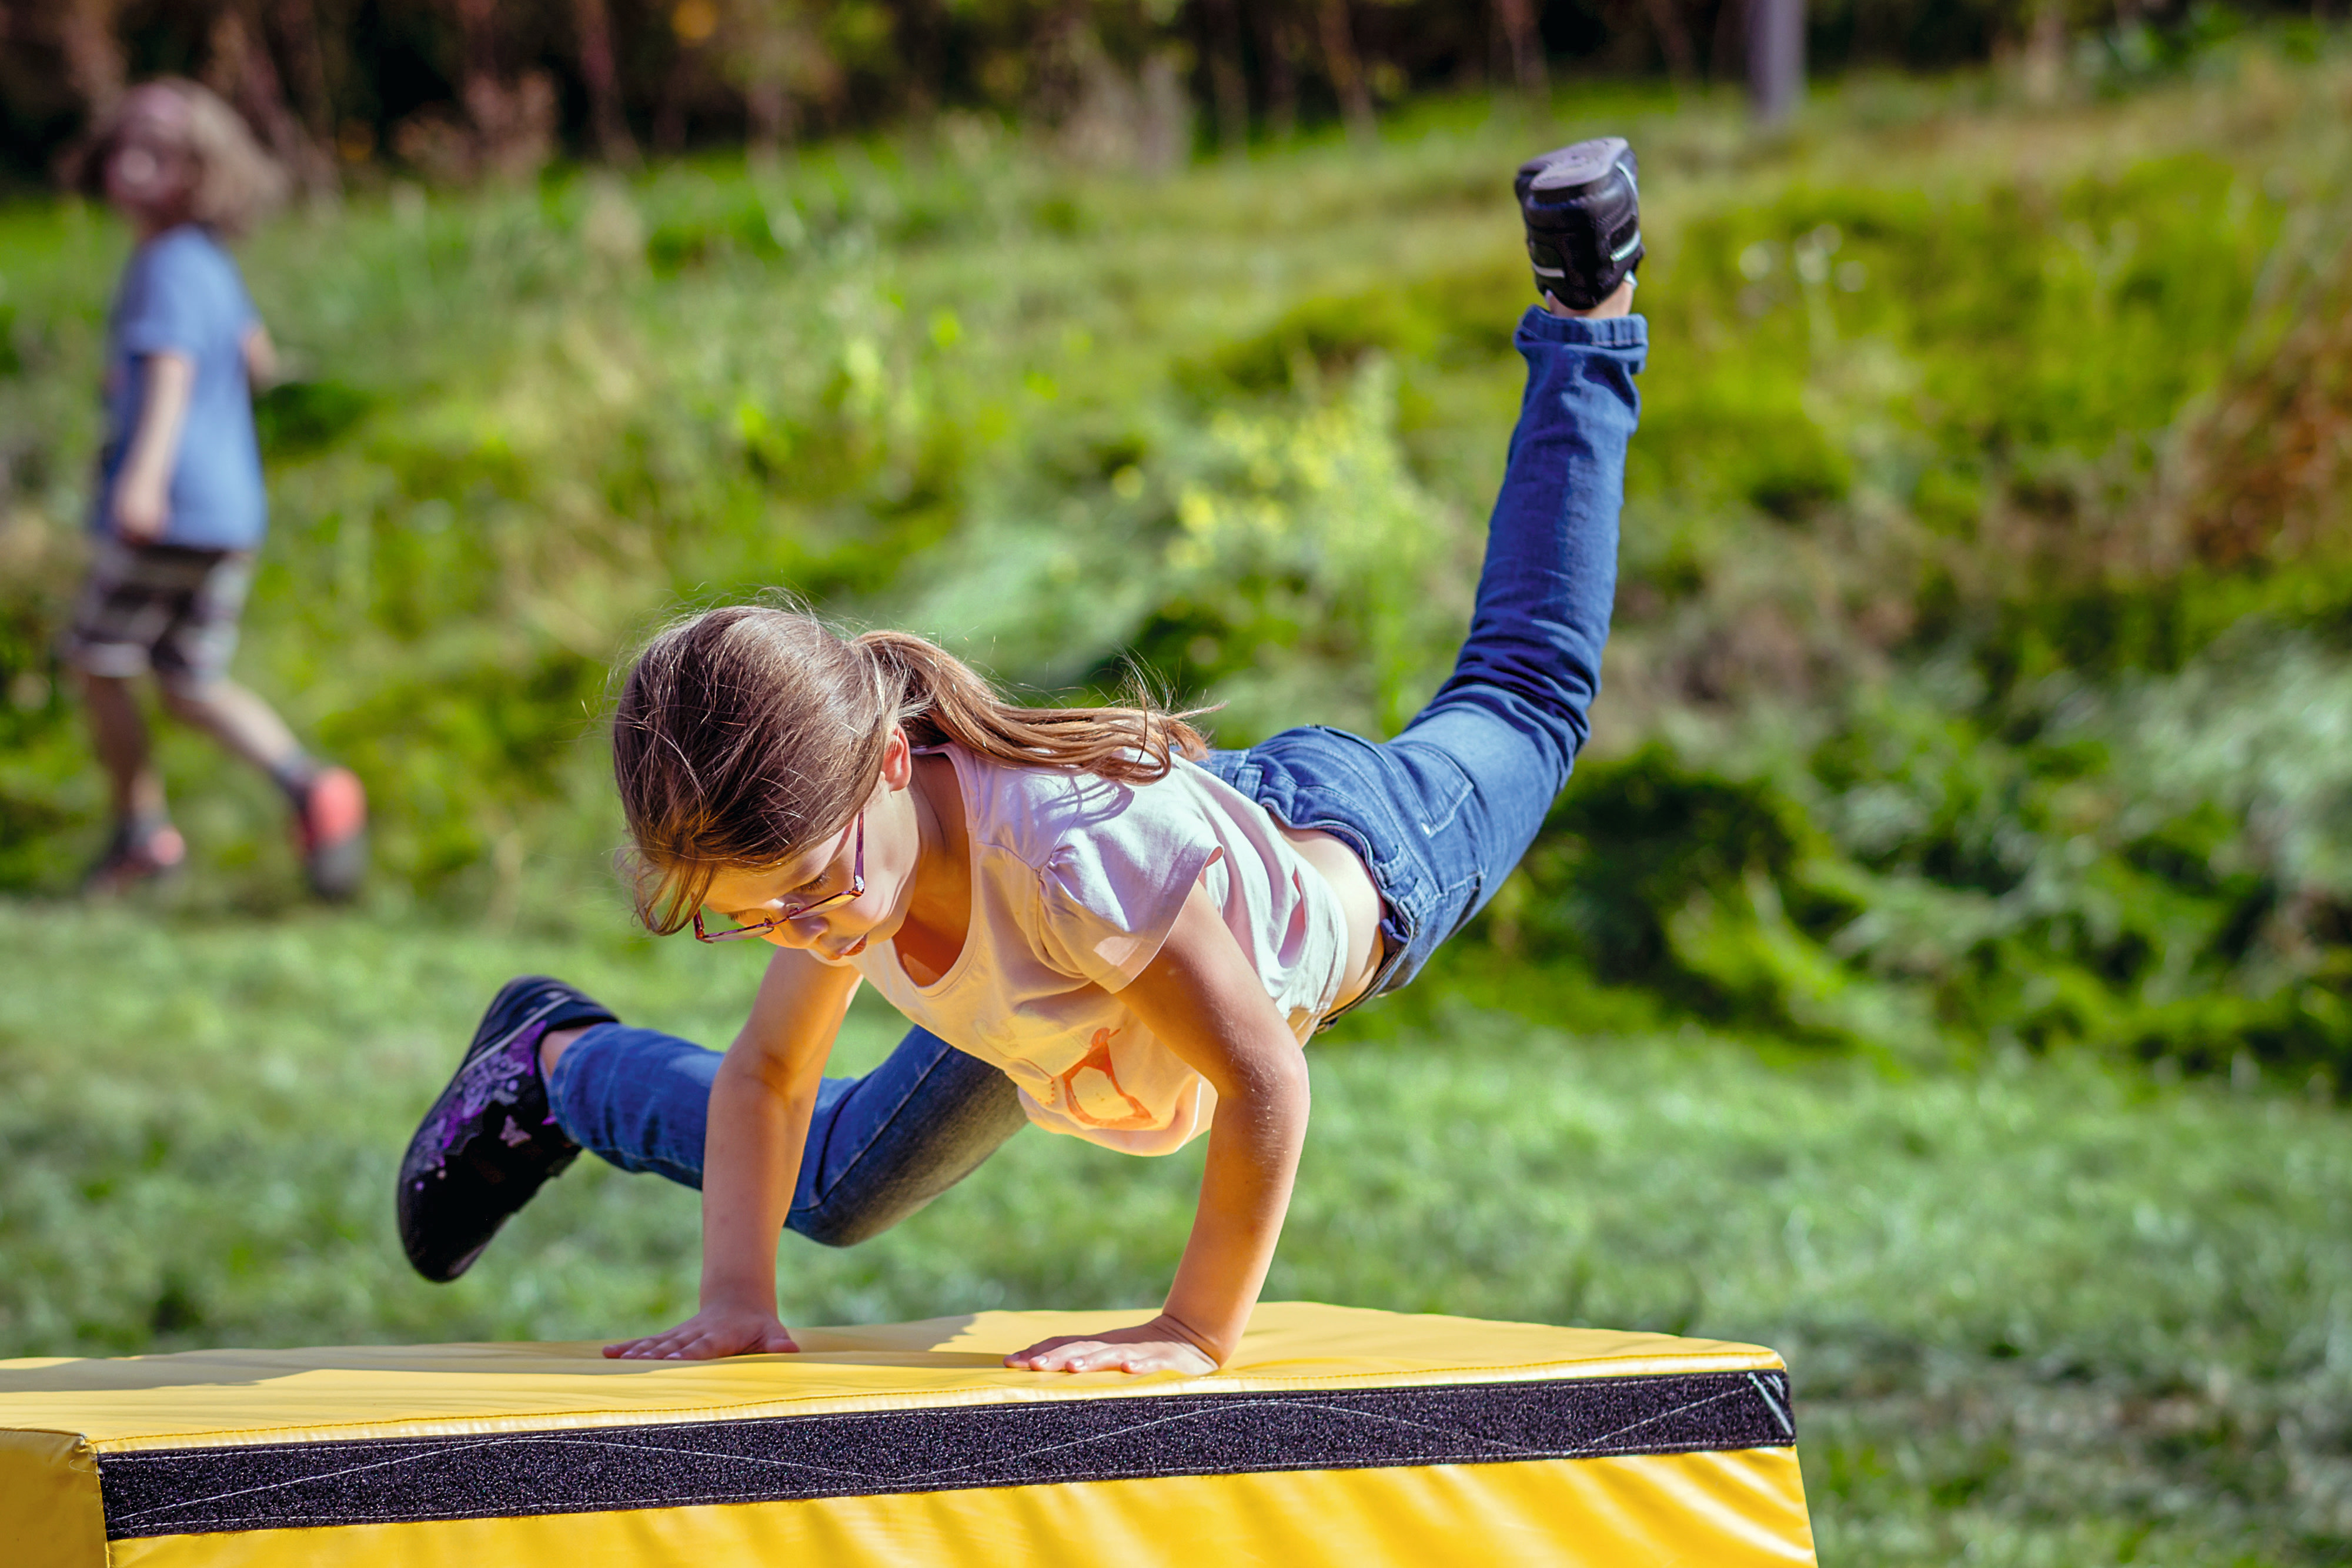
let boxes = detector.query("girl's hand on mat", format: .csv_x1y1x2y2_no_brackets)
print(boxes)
603,1305,800,1360
1005,1315,1220,1376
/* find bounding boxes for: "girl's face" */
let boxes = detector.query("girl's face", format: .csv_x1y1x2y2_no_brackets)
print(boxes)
697,730,928,962
105,88,199,226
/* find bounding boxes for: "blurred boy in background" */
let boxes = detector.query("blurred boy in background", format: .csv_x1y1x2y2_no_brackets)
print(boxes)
67,79,365,900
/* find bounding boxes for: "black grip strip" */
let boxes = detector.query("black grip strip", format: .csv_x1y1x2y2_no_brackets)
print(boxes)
98,1369,1795,1539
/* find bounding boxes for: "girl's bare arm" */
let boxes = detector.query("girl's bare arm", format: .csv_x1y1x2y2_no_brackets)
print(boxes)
1006,878,1312,1374
112,351,195,541
604,947,860,1359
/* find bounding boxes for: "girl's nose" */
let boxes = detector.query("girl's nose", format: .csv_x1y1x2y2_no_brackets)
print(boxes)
761,910,830,950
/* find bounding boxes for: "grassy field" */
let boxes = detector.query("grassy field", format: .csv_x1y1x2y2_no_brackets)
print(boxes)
8,34,2352,1566
4,898,2350,1562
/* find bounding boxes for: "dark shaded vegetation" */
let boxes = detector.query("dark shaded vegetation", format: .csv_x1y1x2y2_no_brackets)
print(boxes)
6,0,2330,189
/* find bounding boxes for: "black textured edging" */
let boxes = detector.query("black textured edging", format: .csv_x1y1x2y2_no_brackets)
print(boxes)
97,1369,1796,1539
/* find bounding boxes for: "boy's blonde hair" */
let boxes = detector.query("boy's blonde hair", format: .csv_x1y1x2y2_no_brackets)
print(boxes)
79,79,288,238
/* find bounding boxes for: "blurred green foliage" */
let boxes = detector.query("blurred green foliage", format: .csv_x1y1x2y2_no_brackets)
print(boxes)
5,41,2352,1078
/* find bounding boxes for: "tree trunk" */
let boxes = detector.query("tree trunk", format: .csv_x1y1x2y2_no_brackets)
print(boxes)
1264,12,1301,142
1494,0,1547,95
894,0,944,121
739,0,798,165
1710,0,1745,87
2020,2,2067,104
208,6,328,196
1640,0,1699,86
1315,0,1374,143
1202,0,1251,152
61,0,125,119
572,0,639,163
270,0,339,159
453,0,499,130
1747,0,1803,125
744,78,794,160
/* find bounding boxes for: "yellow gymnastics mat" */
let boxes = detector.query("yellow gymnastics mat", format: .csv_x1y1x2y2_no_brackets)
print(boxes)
1,1301,1817,1567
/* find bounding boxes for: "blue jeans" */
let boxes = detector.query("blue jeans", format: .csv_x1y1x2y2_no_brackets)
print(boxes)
549,308,1645,1244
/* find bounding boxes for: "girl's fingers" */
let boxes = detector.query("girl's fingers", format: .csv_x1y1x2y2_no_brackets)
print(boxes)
603,1319,794,1362
1018,1339,1122,1373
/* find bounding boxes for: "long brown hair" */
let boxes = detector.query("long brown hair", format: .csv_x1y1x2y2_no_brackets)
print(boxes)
613,604,1210,933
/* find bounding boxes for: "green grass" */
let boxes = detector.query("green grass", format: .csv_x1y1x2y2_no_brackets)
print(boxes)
3,898,2348,1562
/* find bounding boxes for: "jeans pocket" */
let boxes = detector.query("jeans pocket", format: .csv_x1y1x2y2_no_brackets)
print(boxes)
1402,745,1476,838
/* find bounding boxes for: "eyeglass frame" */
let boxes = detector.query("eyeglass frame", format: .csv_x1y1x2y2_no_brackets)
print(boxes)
690,813,865,942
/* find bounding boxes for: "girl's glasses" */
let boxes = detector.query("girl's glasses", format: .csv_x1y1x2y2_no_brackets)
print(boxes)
692,814,864,942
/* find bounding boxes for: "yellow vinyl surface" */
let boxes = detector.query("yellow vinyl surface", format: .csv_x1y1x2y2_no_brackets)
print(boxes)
0,1302,1785,1452
106,1450,1816,1568
0,1303,1815,1568
1,1429,108,1567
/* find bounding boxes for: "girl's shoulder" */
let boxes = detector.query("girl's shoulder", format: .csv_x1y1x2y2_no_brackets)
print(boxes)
944,745,1208,867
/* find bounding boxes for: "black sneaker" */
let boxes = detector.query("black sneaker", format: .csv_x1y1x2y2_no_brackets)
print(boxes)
1515,136,1643,310
397,976,617,1282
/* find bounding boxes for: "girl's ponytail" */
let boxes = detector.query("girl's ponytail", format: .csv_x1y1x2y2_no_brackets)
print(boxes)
614,605,1208,933
854,630,1208,785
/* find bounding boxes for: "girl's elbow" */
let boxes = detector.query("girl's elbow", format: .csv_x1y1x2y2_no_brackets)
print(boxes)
715,1049,807,1102
1230,1049,1311,1117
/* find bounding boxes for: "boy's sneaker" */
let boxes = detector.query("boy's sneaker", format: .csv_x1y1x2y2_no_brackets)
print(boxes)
293,765,368,901
397,976,617,1283
83,818,186,898
1515,137,1643,310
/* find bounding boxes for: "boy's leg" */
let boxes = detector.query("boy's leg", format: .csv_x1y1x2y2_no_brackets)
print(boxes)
547,1021,1027,1246
160,677,305,778
79,671,166,824
150,550,369,899
62,540,191,887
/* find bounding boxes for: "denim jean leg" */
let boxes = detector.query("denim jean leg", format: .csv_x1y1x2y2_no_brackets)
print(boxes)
546,1021,1025,1243
1201,309,1643,1000
1413,309,1645,785
544,1023,717,1189
1384,309,1645,974
792,1030,1028,1246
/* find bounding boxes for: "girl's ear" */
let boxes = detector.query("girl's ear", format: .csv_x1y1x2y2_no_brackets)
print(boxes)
878,725,914,791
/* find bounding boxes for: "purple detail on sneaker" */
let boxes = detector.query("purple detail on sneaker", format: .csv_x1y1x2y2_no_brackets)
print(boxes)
497,1115,532,1149
419,1018,555,1174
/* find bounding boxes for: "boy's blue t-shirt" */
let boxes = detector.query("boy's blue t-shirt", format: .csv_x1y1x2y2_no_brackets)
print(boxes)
95,225,266,550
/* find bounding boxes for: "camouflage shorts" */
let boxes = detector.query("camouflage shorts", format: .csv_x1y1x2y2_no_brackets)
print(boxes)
61,537,255,693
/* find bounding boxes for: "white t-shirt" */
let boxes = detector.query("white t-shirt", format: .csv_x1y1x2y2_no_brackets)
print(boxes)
846,744,1350,1155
